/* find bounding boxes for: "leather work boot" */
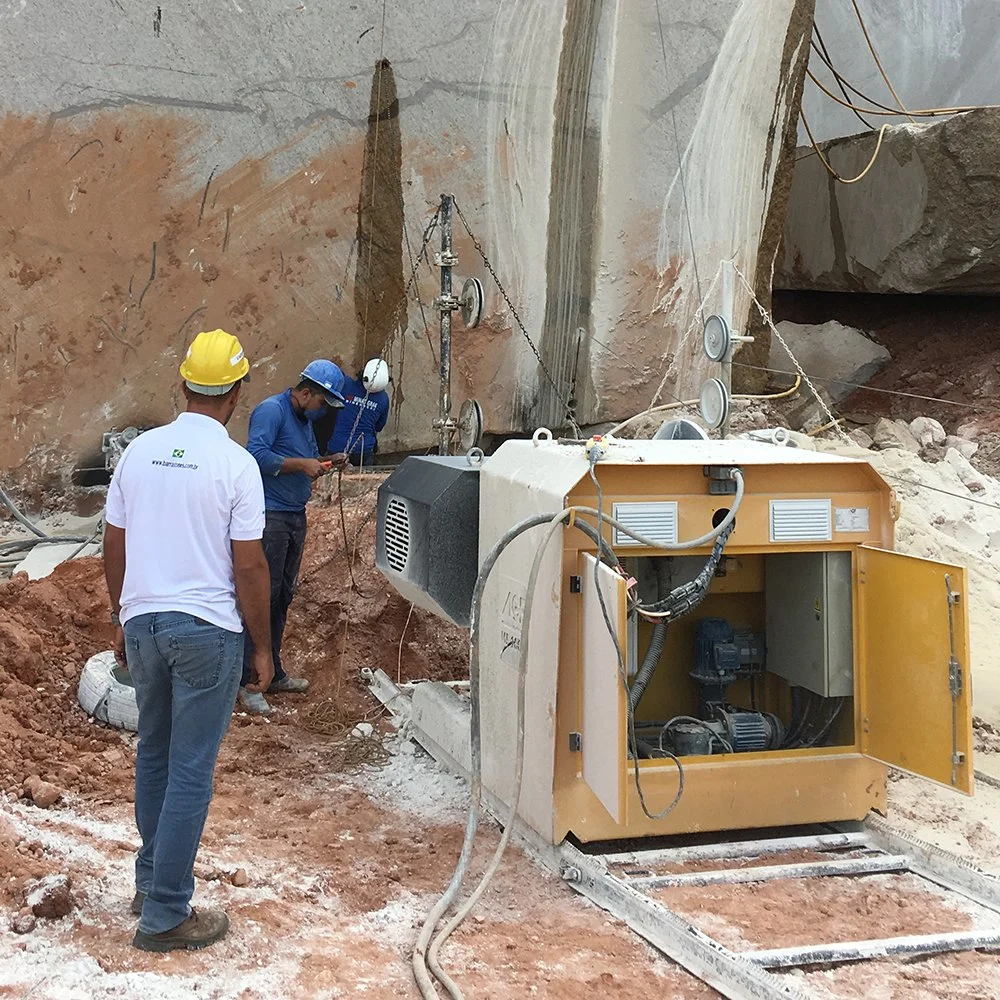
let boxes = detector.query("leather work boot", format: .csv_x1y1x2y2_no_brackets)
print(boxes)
268,676,309,694
237,688,271,715
131,891,146,916
133,907,229,952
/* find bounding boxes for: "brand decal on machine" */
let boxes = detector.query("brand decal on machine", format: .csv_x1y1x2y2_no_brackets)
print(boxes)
498,577,526,662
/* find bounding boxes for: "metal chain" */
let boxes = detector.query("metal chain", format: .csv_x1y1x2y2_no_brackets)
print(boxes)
336,207,443,464
733,264,852,444
404,208,440,301
452,198,578,431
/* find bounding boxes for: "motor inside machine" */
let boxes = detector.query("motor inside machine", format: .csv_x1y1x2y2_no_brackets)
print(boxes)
625,546,853,760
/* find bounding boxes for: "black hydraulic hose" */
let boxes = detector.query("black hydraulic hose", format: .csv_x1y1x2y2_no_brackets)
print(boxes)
628,522,734,710
782,689,814,748
628,621,669,711
639,522,734,616
635,737,669,759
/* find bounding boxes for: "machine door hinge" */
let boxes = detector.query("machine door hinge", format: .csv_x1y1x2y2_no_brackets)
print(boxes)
569,575,581,593
945,575,964,786
569,732,582,752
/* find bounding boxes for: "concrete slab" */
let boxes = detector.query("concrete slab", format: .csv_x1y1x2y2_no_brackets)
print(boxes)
0,512,102,547
18,540,102,581
411,681,473,778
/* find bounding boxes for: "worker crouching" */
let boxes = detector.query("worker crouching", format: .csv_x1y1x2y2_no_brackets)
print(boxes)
326,358,391,468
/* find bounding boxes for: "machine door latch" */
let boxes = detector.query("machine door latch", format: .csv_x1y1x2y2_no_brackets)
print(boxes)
569,575,581,593
569,732,582,752
946,575,963,701
949,657,963,698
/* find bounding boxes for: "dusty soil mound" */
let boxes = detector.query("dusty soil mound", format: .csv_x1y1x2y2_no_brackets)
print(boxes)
283,477,468,714
0,560,121,798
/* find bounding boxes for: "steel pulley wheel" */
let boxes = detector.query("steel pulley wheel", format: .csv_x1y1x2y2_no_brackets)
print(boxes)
457,398,484,451
460,277,484,329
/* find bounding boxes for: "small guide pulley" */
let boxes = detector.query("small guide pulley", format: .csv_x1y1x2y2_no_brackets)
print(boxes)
457,398,484,451
699,378,731,431
703,314,731,363
460,277,484,329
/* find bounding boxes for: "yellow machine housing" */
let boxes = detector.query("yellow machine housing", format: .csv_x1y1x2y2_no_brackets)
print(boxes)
477,437,973,845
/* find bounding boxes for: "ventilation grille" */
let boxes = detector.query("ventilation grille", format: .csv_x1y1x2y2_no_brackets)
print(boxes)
769,499,832,542
612,501,678,547
384,497,411,572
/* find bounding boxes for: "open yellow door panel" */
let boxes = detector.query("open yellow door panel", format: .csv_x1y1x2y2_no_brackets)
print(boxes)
859,546,973,793
579,552,628,824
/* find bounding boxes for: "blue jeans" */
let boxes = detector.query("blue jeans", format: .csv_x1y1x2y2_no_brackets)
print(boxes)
241,509,306,687
124,611,243,934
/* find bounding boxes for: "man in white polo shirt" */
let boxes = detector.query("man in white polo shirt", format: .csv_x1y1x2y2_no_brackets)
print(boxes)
103,329,273,953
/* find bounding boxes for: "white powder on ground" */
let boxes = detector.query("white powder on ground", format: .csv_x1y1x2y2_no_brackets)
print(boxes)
354,736,467,825
0,943,301,1000
355,891,434,949
4,801,130,874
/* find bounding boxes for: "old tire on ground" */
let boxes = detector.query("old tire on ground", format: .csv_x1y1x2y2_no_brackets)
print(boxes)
77,650,138,732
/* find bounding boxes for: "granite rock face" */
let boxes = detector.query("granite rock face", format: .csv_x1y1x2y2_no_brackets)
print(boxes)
778,111,1000,294
0,0,813,486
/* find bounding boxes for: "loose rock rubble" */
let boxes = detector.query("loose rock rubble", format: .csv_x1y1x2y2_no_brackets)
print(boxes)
22,776,63,809
26,873,73,919
9,911,36,934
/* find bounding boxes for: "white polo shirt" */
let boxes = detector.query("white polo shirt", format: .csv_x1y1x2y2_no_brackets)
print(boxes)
105,411,266,633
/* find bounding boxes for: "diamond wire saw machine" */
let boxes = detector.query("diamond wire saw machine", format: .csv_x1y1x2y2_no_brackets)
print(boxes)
375,433,973,844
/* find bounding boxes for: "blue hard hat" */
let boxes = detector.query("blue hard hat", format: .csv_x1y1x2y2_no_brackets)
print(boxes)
300,359,346,407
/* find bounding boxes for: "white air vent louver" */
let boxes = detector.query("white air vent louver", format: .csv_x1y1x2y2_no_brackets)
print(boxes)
384,496,411,572
612,501,678,547
769,499,832,542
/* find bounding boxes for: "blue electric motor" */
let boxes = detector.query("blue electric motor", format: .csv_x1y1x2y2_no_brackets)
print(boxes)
692,617,765,708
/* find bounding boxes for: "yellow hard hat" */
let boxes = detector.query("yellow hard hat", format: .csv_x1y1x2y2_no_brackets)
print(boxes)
179,329,251,395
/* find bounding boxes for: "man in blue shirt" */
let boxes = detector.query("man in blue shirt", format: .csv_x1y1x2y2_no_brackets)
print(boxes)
240,360,346,714
327,358,391,467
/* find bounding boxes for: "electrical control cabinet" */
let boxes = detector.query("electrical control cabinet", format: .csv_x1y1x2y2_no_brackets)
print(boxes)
395,437,974,846
765,551,854,698
488,439,973,843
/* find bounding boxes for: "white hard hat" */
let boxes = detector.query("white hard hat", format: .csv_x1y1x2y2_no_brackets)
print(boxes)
362,358,390,393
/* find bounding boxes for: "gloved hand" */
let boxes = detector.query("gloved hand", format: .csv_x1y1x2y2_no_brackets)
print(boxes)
320,453,349,471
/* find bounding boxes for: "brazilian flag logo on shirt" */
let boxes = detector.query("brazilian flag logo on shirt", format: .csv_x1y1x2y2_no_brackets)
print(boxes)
172,449,185,458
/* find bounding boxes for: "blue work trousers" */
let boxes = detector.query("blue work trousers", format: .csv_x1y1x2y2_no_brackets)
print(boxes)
124,611,243,934
241,509,306,687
